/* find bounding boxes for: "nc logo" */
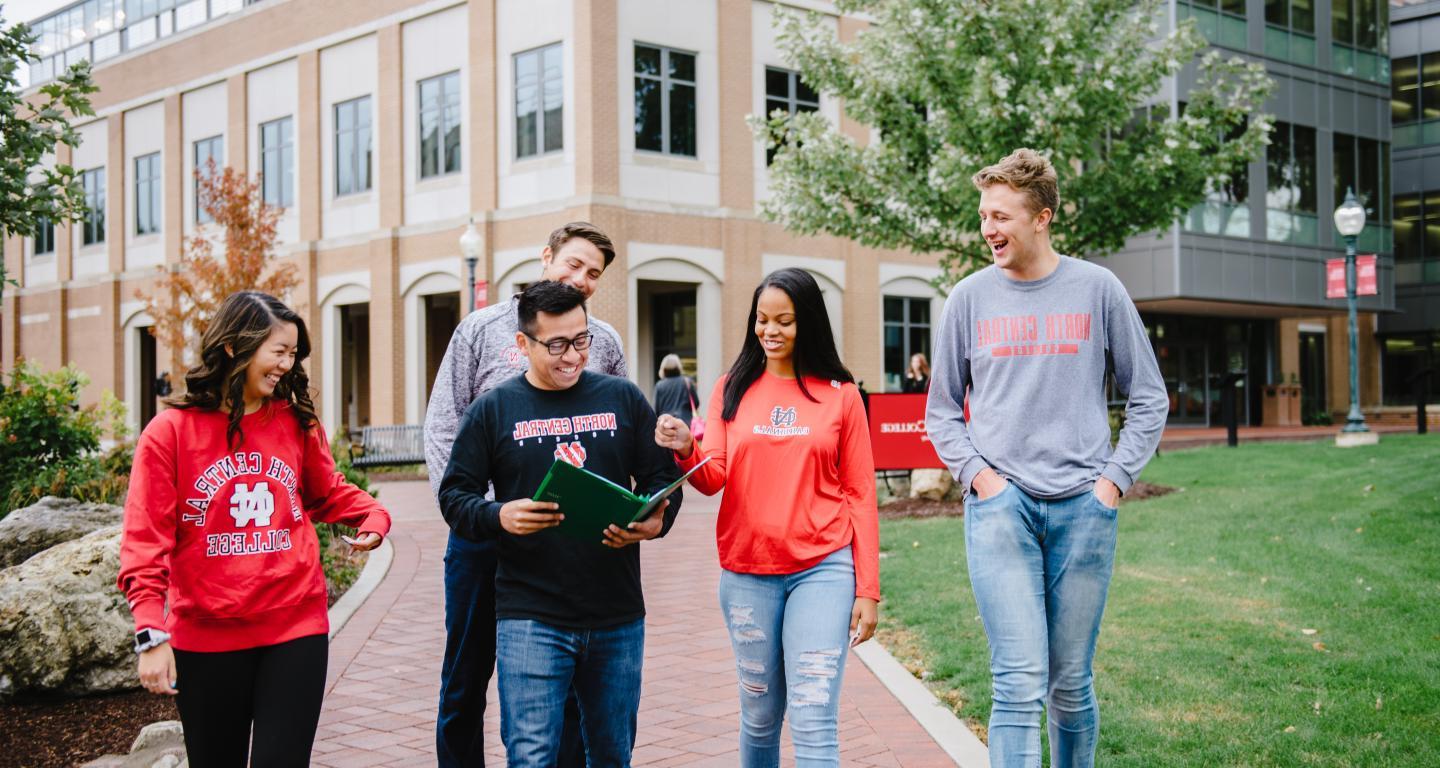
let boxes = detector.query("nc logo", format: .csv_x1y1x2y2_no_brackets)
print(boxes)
770,407,797,428
229,482,276,528
554,440,588,468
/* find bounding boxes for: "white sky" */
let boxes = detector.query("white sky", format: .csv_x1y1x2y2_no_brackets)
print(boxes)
4,1,72,26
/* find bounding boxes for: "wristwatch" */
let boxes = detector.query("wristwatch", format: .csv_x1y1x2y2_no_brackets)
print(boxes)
134,628,171,654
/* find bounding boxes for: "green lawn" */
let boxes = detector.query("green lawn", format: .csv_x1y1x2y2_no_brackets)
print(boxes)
877,434,1440,767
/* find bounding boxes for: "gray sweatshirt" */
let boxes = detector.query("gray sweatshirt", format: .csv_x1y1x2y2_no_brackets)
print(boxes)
423,295,627,498
925,256,1167,500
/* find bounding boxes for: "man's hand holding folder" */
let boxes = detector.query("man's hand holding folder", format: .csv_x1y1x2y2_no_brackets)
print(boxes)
498,499,563,535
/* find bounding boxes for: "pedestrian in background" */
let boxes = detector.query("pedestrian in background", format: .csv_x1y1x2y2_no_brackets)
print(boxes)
652,353,697,424
901,352,931,393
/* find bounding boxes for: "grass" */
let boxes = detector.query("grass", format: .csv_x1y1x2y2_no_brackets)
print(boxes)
876,434,1440,767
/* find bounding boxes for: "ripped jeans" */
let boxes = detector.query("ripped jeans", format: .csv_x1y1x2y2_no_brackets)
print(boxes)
717,546,855,768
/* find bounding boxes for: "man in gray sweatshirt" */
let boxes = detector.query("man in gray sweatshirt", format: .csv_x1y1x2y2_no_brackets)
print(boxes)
424,222,627,768
926,149,1167,768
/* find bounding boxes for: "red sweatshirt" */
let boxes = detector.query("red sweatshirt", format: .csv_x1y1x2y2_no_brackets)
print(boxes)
118,401,391,652
678,373,880,600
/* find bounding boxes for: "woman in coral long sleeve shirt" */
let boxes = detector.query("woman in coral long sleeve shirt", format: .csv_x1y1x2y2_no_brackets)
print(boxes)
656,268,879,767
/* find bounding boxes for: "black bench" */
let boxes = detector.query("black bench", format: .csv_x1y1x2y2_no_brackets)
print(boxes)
348,425,425,469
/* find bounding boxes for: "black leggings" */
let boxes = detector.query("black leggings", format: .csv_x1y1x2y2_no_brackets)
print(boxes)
173,633,328,768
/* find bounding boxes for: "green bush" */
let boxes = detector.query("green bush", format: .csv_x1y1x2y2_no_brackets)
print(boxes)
2,443,133,511
0,362,127,516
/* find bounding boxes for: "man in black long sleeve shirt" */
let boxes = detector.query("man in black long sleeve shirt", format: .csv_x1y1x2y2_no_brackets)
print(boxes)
439,281,681,767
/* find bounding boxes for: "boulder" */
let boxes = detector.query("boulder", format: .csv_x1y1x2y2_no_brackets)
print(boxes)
0,525,136,700
0,496,124,568
79,721,187,768
909,468,954,501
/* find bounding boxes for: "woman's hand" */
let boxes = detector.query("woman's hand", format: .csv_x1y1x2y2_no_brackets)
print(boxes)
343,532,383,552
138,643,178,696
850,597,879,647
654,414,695,459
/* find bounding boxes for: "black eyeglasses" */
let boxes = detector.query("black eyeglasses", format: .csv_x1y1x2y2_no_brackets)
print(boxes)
524,331,594,357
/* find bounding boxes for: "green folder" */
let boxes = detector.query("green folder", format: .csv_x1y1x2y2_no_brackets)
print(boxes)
531,456,711,542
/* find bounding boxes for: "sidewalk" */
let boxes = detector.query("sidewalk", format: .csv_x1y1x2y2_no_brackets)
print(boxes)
312,481,959,767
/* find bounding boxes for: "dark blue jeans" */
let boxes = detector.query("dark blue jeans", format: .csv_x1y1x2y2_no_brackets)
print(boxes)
495,618,646,768
437,532,585,767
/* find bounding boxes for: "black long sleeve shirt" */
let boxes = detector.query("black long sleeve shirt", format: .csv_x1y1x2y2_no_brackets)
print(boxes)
438,371,683,628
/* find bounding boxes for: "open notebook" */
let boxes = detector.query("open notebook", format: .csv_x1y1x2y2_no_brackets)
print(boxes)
531,456,711,542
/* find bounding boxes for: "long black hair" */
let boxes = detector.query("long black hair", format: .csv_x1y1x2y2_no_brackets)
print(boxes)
166,291,318,448
721,268,853,421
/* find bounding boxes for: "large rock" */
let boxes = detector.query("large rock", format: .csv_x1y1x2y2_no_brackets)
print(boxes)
0,525,136,700
80,721,187,768
0,496,124,568
909,468,954,501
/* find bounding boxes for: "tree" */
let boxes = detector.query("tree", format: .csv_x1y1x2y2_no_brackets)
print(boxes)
755,0,1275,285
0,8,97,309
136,161,300,365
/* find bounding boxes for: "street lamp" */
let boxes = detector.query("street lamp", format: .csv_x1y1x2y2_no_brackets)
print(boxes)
1333,187,1372,442
459,217,482,313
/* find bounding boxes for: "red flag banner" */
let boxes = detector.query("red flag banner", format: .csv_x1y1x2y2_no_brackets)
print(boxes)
1326,255,1378,300
866,393,946,471
1326,259,1346,299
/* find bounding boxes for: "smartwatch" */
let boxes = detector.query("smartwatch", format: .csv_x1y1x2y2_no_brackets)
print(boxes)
134,627,171,654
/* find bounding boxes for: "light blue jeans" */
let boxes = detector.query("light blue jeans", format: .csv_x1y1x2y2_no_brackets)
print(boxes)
717,546,856,768
965,482,1119,768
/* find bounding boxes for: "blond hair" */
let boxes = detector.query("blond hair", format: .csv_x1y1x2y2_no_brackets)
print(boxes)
971,148,1059,220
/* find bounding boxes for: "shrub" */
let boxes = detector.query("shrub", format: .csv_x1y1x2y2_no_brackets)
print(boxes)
0,362,126,516
2,443,133,511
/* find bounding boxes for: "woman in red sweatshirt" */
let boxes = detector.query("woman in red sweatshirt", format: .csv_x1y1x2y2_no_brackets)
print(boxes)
118,291,390,767
655,268,879,767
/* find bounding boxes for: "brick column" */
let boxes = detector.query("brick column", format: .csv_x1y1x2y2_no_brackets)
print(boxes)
468,0,498,213
368,236,404,425
297,51,322,243
1,238,19,370
106,113,126,274
717,0,753,212
55,143,75,283
227,74,248,174
575,0,619,197
377,24,405,229
837,17,871,146
163,94,185,266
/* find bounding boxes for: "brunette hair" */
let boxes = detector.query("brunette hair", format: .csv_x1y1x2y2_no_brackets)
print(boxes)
166,291,318,447
547,221,617,269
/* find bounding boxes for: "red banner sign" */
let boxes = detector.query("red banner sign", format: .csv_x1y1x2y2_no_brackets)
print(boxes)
866,393,945,471
1326,255,1378,299
474,279,489,309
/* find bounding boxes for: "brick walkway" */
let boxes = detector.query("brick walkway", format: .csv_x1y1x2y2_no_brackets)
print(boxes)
311,481,957,767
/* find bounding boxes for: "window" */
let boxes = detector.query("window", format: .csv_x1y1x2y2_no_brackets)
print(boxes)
334,96,373,196
1393,190,1440,285
763,67,819,165
634,44,696,157
1182,103,1250,237
1178,0,1247,50
883,296,932,393
193,135,222,223
260,117,294,208
1380,333,1440,405
33,217,55,257
1391,52,1440,147
1332,0,1389,82
1332,133,1390,253
1264,121,1317,244
419,72,462,178
133,152,161,236
1264,0,1315,66
515,44,563,159
82,167,106,246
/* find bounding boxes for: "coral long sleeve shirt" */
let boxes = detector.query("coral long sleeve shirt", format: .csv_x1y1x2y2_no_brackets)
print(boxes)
118,401,391,652
678,373,880,600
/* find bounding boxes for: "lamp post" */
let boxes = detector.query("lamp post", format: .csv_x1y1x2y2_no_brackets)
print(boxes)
459,218,482,313
1333,187,1374,444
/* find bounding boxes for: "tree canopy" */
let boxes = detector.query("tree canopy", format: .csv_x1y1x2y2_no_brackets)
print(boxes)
756,0,1274,285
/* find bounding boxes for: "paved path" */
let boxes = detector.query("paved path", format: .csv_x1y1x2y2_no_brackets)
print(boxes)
312,481,957,767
